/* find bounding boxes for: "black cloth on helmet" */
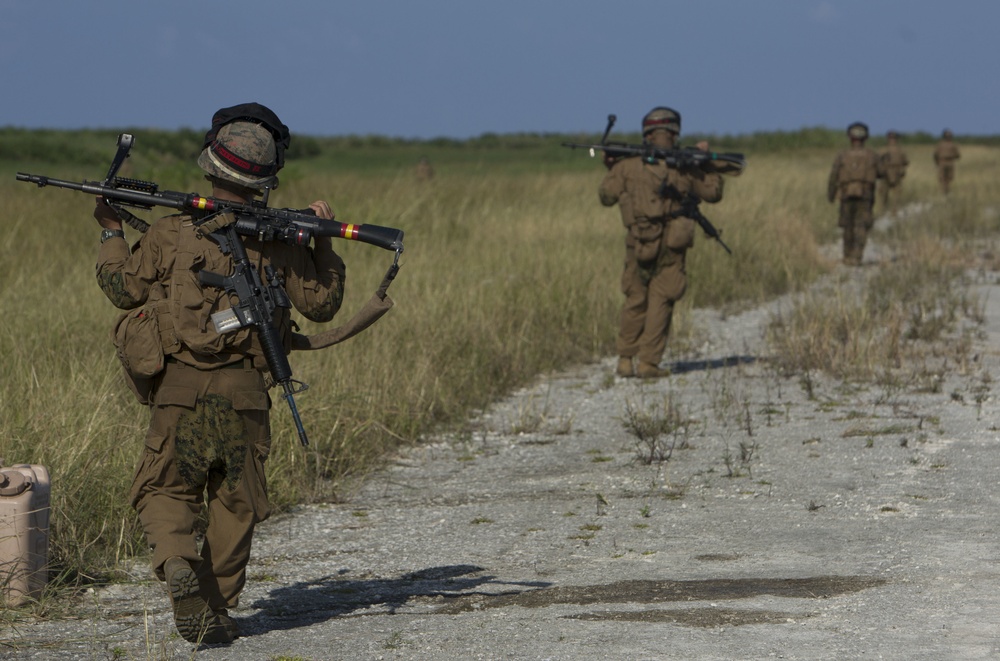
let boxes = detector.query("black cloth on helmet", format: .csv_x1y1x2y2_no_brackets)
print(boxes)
202,103,291,170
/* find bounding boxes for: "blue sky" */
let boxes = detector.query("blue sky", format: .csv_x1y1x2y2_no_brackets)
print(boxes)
2,1,997,139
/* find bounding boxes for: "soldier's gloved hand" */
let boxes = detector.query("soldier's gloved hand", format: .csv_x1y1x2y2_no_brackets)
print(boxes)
602,152,619,170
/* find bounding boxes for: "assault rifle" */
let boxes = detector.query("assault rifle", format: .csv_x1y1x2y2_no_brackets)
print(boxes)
562,114,746,175
17,133,405,447
660,183,732,255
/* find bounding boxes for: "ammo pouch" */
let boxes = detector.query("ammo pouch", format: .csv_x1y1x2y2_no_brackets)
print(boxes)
111,305,165,405
629,220,664,264
843,181,867,199
664,216,696,250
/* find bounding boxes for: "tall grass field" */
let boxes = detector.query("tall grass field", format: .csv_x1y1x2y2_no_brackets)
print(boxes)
1,127,997,596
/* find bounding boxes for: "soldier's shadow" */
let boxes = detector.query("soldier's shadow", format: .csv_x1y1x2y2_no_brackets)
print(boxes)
669,354,757,374
239,564,550,637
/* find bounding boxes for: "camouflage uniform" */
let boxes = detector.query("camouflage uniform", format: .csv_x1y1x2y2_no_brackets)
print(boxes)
878,132,909,215
933,131,961,194
599,109,723,376
828,123,883,266
97,212,345,614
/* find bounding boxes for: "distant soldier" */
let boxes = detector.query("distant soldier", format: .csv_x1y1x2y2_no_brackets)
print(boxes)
415,156,435,182
933,129,960,195
878,130,909,215
828,122,884,266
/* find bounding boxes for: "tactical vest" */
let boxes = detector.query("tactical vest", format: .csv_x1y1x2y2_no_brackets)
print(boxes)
837,148,878,198
880,147,907,185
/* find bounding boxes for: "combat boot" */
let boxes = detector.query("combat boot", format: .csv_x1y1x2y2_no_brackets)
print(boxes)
164,557,233,645
215,610,240,640
616,357,635,378
636,362,670,379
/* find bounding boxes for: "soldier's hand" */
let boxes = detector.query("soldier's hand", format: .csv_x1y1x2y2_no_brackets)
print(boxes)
695,141,710,152
602,152,619,170
93,197,124,231
308,200,334,220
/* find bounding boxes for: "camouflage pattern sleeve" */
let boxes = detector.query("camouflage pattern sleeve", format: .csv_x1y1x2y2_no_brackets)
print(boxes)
689,170,724,204
95,225,164,309
827,152,843,202
280,238,347,323
598,162,625,207
873,149,887,180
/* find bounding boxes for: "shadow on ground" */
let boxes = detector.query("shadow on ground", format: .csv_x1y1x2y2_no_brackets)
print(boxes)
670,354,758,374
245,568,885,635
243,564,551,637
434,574,887,627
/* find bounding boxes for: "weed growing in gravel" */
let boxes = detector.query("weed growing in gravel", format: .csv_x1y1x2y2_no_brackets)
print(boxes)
621,395,689,464
722,439,758,478
768,251,982,386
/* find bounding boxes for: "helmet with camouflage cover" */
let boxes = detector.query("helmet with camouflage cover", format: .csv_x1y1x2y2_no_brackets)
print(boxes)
942,129,954,139
642,107,681,136
847,122,869,141
198,120,280,190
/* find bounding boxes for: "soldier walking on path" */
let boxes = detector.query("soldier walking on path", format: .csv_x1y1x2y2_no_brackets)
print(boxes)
934,129,961,195
599,107,724,379
92,103,347,645
828,122,884,266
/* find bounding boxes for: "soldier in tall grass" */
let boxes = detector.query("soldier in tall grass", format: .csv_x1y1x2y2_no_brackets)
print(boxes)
599,107,725,379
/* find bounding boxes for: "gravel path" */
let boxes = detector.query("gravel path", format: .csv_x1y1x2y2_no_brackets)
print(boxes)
5,214,1000,660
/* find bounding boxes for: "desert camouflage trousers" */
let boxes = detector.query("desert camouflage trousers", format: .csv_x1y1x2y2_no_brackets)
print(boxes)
617,245,688,366
937,164,956,194
838,197,875,265
130,359,271,611
878,180,904,215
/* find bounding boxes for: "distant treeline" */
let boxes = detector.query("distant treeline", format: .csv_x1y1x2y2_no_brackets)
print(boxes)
1,126,995,167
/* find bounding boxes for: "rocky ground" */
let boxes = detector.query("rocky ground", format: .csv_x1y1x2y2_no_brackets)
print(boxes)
4,212,1000,660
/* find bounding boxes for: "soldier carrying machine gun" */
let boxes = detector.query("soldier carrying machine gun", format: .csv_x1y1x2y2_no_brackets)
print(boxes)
18,130,404,448
562,113,743,255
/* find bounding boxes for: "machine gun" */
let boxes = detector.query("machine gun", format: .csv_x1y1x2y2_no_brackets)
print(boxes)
562,114,746,175
15,173,404,253
17,133,405,447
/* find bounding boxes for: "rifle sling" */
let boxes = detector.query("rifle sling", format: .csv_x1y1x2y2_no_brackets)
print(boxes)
290,291,394,351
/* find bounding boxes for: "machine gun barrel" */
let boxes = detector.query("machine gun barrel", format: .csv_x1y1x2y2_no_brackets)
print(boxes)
16,172,405,253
